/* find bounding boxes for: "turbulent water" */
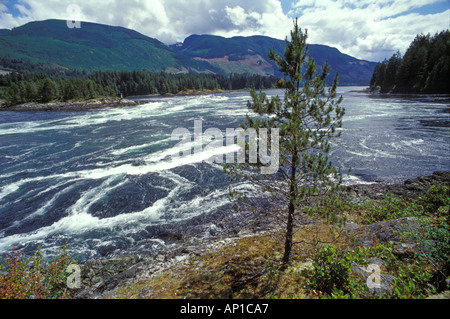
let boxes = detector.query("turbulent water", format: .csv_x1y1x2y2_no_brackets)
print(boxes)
0,87,449,261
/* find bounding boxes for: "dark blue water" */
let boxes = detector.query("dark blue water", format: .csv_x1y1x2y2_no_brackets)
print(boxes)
0,87,448,261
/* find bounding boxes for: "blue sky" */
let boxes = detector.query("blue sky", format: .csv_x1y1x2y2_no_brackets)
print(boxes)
0,0,449,61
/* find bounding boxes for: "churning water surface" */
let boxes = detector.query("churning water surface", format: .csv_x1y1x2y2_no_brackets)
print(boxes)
0,87,448,261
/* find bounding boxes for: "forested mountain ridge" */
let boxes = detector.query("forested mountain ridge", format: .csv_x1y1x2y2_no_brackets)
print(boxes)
370,30,450,94
0,19,376,85
0,19,219,74
171,34,377,85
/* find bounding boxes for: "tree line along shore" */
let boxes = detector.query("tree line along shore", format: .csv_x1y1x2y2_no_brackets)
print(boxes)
0,67,276,107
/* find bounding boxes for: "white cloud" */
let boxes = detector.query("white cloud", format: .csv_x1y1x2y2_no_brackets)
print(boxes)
0,0,292,42
290,0,450,61
225,5,247,26
0,0,448,61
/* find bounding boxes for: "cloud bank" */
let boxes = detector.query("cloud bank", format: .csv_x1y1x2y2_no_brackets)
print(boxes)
0,0,448,61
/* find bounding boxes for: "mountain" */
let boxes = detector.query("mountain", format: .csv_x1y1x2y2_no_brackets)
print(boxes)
0,20,376,85
0,20,218,73
171,34,377,85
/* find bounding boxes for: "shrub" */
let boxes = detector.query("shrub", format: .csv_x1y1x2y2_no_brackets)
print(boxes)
422,185,450,214
306,245,353,295
386,262,435,299
363,193,423,224
305,243,436,299
0,245,77,299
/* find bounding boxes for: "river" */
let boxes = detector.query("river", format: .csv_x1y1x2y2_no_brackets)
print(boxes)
0,87,448,261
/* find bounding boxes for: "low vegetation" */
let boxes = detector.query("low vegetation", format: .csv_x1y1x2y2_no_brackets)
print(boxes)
0,185,448,299
0,245,77,299
116,185,449,299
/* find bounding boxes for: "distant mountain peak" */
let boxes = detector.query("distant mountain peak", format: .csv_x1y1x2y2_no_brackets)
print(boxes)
172,34,376,85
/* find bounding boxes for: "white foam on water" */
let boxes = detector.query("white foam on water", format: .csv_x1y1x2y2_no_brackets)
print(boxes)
401,139,425,147
0,102,164,135
0,183,20,200
0,172,84,201
346,149,372,157
0,175,130,252
111,136,172,156
0,139,238,204
342,174,376,186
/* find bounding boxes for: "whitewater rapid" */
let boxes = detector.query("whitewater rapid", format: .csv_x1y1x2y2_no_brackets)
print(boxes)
0,88,448,260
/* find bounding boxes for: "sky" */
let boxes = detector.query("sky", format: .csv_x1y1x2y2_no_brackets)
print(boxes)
0,0,449,62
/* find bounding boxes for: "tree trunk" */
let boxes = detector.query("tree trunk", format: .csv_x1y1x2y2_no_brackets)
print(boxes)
282,199,295,265
282,150,298,265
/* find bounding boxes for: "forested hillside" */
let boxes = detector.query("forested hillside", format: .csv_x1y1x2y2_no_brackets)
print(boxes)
0,19,219,73
172,34,377,85
370,30,450,93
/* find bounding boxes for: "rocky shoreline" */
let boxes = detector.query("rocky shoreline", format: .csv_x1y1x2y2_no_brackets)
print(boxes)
75,171,449,299
0,98,146,112
346,170,450,200
0,90,233,112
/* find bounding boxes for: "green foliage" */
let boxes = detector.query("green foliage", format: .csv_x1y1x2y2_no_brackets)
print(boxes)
362,192,424,224
174,34,377,85
0,19,217,73
422,185,450,214
306,245,353,295
370,30,450,93
305,243,436,299
88,70,274,96
386,262,435,299
1,76,115,104
403,214,449,279
0,245,77,299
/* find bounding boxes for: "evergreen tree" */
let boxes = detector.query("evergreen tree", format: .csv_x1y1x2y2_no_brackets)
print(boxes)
39,78,58,102
369,59,386,90
381,51,402,93
24,81,37,102
225,19,345,265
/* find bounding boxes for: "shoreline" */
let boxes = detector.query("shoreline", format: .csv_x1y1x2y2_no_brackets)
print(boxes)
0,98,146,112
0,89,238,112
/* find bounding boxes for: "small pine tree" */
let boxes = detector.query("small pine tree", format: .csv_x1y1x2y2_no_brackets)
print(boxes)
225,19,346,265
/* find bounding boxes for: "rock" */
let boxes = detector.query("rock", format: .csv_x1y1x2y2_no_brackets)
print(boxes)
73,171,448,299
139,286,153,299
77,255,144,298
345,217,420,249
346,171,449,200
